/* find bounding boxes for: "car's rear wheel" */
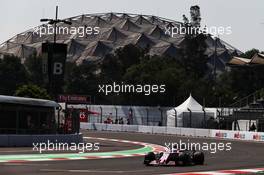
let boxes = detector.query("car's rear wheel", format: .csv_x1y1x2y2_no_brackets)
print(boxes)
178,153,192,166
144,152,156,166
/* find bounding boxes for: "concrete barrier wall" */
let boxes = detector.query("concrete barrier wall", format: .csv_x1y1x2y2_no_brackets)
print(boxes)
107,124,122,131
180,128,196,136
80,122,93,130
81,122,264,142
166,127,181,135
195,128,211,137
96,123,107,131
0,135,9,147
152,126,167,134
0,134,83,147
122,125,138,132
138,125,153,133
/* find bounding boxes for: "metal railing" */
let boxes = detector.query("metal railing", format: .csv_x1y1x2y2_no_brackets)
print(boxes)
229,89,264,108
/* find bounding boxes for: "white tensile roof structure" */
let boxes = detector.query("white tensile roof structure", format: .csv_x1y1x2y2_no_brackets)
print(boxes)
166,94,216,127
168,94,203,114
0,12,242,69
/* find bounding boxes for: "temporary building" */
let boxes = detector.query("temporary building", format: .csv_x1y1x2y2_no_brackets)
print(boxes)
166,94,215,128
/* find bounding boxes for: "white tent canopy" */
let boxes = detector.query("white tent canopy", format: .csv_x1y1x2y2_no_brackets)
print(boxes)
174,94,203,114
166,94,215,127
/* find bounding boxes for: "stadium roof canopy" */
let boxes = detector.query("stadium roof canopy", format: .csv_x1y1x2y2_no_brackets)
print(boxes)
228,53,264,66
0,12,243,70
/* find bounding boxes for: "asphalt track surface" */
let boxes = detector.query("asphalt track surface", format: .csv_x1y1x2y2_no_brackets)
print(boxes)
0,138,141,155
0,130,264,175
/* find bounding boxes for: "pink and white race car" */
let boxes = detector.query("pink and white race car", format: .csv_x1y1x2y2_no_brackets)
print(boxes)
143,149,204,166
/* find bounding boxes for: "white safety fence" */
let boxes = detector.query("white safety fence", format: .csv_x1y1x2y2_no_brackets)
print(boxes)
81,123,264,142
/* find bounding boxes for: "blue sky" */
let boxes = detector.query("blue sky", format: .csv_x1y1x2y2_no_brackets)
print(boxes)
1,0,264,52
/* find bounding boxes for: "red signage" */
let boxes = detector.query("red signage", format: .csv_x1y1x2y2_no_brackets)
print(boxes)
58,95,91,104
79,110,88,122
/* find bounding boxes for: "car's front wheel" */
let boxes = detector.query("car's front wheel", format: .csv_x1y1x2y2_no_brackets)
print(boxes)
193,152,204,165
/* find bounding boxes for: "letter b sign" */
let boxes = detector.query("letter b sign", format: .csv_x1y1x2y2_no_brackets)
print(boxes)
53,62,63,75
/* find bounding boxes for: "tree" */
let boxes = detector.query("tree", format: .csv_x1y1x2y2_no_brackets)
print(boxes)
240,48,259,59
115,44,143,70
15,84,51,99
123,56,187,106
0,55,28,95
24,53,44,87
101,44,143,82
64,62,99,95
180,33,208,78
215,48,264,105
101,53,123,81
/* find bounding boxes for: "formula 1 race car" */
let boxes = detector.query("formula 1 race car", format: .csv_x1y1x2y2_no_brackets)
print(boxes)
143,149,204,166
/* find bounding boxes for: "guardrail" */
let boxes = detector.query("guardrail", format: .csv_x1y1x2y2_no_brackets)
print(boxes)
81,123,264,142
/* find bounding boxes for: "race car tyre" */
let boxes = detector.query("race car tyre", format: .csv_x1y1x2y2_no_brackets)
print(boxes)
193,152,204,165
178,152,192,166
144,152,156,166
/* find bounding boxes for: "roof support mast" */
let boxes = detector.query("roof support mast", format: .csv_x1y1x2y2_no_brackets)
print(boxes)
40,6,72,44
54,6,58,44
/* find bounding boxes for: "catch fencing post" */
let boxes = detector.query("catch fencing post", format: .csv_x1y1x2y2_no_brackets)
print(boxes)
203,108,206,128
187,108,192,128
158,107,163,126
115,107,118,123
174,109,177,127
129,107,133,125
146,108,149,125
99,106,103,123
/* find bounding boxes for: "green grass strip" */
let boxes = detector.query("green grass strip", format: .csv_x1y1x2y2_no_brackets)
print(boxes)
0,145,153,161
